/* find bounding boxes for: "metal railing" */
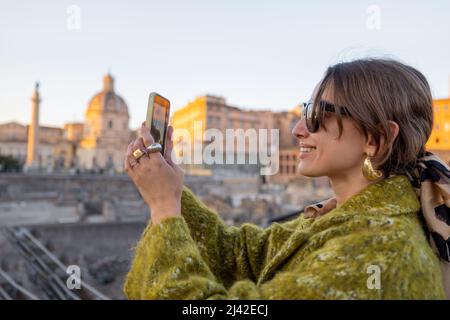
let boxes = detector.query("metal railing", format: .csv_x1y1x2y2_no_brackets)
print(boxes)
3,227,109,300
0,268,39,300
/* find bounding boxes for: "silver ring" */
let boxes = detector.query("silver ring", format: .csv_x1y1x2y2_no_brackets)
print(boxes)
145,143,162,154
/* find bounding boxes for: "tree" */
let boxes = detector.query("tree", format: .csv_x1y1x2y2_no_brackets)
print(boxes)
0,155,23,172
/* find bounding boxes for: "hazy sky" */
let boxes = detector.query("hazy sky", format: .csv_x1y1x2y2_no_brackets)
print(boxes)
1,0,449,130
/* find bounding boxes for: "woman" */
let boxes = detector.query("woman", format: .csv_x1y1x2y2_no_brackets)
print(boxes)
123,58,450,299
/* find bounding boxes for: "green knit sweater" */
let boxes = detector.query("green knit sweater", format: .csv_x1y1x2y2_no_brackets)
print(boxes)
123,175,446,299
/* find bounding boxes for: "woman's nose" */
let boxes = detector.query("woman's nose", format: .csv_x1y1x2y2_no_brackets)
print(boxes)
292,117,310,140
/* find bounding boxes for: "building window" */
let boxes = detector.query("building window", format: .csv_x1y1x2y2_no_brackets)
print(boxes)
108,120,113,129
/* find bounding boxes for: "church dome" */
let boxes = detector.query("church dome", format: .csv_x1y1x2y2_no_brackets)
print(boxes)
86,74,129,115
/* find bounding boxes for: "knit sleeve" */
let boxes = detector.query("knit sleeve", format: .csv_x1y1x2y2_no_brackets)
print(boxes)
123,216,289,300
152,186,300,287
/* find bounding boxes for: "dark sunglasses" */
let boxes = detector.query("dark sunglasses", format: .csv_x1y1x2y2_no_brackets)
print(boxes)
301,100,350,133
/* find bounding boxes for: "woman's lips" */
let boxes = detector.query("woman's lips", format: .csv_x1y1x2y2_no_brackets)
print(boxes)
299,147,316,159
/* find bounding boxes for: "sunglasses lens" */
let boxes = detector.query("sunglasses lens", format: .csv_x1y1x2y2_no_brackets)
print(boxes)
305,102,318,133
302,100,348,133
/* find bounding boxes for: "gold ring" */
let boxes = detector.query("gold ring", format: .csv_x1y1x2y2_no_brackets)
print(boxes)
132,148,145,160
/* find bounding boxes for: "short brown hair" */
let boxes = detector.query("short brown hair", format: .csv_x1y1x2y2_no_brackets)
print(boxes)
313,58,433,177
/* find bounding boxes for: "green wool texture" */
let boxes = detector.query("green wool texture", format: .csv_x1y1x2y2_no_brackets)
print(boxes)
123,175,446,299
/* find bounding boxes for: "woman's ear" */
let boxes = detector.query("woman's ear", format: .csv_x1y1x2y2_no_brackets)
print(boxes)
387,120,400,141
365,121,400,156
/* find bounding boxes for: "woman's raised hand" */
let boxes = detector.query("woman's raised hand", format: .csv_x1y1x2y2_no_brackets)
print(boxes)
124,122,184,225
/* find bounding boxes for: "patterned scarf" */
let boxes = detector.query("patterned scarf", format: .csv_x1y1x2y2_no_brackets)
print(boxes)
405,151,450,262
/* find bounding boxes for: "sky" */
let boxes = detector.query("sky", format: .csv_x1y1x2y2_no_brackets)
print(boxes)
1,0,449,130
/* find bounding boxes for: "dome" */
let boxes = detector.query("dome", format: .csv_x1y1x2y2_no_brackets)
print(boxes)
86,74,129,115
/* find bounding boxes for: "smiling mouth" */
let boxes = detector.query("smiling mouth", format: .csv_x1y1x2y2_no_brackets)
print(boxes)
299,147,316,153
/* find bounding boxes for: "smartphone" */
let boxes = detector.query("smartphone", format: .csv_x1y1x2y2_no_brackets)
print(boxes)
146,92,170,155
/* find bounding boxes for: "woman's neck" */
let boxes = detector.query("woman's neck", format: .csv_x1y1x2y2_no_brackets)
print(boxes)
329,172,383,207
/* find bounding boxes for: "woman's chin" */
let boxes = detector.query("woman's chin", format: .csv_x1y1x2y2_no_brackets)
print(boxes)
297,168,312,177
297,164,322,178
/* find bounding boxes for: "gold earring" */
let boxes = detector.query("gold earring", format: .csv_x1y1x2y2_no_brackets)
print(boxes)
362,156,383,180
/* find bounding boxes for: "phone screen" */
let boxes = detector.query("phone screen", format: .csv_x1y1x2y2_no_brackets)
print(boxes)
147,93,170,154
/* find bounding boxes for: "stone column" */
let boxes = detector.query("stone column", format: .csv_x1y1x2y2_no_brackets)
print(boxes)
25,82,41,171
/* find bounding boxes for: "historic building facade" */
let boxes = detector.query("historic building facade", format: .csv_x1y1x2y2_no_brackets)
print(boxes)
76,74,131,172
170,95,302,182
0,74,132,173
426,96,450,164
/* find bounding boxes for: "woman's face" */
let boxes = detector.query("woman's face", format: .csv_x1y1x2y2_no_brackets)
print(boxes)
292,83,369,179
